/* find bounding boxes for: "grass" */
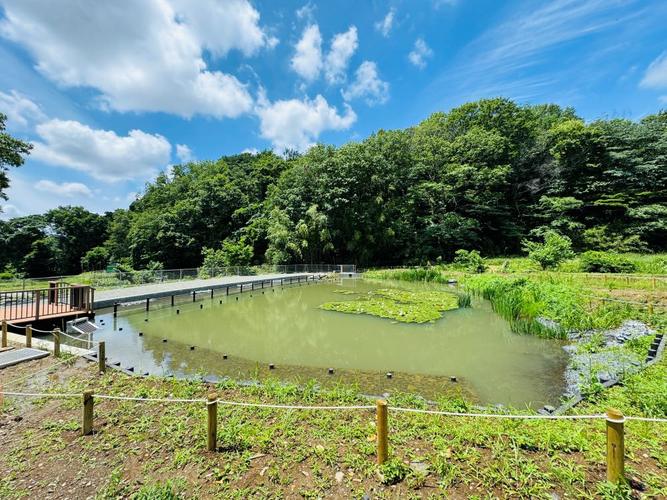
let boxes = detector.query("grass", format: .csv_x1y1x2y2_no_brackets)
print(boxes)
1,356,666,499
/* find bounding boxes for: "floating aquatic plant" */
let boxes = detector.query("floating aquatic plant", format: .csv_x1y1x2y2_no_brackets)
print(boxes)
320,289,459,323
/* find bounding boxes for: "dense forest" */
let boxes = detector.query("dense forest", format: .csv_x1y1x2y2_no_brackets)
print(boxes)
1,98,666,277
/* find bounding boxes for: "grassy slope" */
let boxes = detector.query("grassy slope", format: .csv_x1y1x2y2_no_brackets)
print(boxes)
0,351,665,499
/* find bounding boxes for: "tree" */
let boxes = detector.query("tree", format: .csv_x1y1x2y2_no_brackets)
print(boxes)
522,231,574,270
81,246,110,271
22,238,61,277
0,113,33,207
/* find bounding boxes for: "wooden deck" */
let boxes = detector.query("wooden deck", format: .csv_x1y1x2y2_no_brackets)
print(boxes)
0,283,94,326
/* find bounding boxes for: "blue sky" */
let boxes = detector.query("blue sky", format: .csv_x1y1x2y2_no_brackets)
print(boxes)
1,0,666,219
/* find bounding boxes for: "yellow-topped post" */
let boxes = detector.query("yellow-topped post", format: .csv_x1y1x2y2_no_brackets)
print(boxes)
606,408,625,483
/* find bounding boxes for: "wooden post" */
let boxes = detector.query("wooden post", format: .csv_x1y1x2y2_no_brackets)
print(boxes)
1,320,7,348
171,295,174,307
210,289,214,299
53,328,61,357
226,286,229,296
26,325,32,348
376,399,388,466
113,302,118,318
602,299,606,308
98,341,106,373
34,290,41,321
82,390,94,435
625,276,630,285
207,393,218,452
193,291,196,302
146,298,150,312
606,408,625,483
648,302,654,316
653,277,657,289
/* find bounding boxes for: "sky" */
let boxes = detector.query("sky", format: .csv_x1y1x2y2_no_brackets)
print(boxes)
1,0,666,219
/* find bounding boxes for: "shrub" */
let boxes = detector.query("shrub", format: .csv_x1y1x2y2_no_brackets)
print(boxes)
452,249,487,273
522,231,574,270
579,251,637,273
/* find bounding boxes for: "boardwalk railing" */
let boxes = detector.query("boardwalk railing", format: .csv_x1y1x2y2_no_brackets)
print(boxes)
0,283,94,322
14,264,357,291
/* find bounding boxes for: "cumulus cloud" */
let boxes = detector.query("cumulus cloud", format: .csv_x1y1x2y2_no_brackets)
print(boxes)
291,24,324,81
0,90,46,128
31,119,172,182
255,92,356,151
342,62,390,105
374,9,396,37
0,204,22,219
640,51,667,89
242,148,259,155
324,27,358,84
176,144,195,163
296,3,316,22
409,38,434,69
35,180,93,198
0,0,273,118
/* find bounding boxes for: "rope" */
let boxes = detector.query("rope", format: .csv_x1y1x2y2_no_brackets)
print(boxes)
1,390,665,422
4,322,26,329
387,407,606,419
213,399,375,410
95,394,206,403
625,416,667,422
0,391,80,398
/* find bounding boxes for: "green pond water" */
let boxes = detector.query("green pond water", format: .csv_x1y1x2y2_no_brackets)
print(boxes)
93,279,568,408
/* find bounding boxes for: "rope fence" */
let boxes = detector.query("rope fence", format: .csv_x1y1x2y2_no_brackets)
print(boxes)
1,384,666,484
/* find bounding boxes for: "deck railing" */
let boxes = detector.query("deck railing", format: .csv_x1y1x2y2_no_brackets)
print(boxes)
0,283,93,322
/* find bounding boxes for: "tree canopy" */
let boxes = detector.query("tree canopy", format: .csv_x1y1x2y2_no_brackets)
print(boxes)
1,99,665,276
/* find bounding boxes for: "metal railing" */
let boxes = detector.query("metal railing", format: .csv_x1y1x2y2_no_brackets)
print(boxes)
0,283,93,322
3,264,356,291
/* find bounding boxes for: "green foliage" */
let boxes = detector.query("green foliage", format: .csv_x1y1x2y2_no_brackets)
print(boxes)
379,458,411,485
579,251,637,273
2,99,667,269
320,288,459,323
202,237,253,270
453,249,487,273
130,481,191,500
522,231,574,270
81,246,110,271
0,113,33,205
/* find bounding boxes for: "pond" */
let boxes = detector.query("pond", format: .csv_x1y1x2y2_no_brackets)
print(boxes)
91,278,568,408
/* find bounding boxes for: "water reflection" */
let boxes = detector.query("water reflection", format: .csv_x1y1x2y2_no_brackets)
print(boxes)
93,279,567,408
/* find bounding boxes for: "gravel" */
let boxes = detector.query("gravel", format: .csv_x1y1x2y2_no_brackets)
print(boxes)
562,320,655,397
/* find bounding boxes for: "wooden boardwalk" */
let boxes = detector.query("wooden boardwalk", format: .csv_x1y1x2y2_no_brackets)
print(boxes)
94,273,317,308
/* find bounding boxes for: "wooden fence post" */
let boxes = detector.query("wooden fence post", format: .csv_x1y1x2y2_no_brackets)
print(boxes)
653,277,657,289
606,408,625,483
26,325,32,348
1,320,7,348
82,390,94,435
98,341,106,373
648,303,654,316
207,393,218,452
53,328,61,357
377,399,388,466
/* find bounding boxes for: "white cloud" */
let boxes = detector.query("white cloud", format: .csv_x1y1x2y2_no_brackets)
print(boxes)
0,90,46,128
342,61,390,105
324,27,358,84
291,24,323,81
296,3,316,22
255,92,356,151
0,204,22,219
169,0,276,58
409,38,434,69
640,51,667,89
433,0,459,6
35,180,93,198
0,0,271,118
374,9,396,37
242,148,259,155
31,119,172,182
176,144,195,163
